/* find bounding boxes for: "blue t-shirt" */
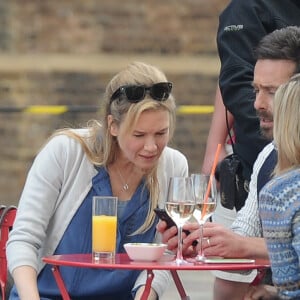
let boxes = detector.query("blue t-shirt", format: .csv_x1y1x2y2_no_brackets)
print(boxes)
10,167,157,300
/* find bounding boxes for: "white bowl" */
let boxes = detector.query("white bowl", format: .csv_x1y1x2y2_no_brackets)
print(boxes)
124,243,167,261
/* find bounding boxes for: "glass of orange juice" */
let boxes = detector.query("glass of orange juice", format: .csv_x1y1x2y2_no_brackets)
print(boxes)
92,196,118,261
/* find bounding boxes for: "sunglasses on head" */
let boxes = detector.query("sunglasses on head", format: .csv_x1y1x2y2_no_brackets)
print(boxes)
110,82,172,104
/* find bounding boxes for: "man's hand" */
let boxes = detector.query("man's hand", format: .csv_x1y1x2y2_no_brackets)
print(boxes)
201,222,268,259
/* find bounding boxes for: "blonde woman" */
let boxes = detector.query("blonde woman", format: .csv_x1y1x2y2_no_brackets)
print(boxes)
258,74,300,299
7,61,188,300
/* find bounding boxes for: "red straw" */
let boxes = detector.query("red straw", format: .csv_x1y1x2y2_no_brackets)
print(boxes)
201,143,222,218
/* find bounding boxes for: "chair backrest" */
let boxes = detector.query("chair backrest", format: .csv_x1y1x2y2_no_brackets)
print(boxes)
0,206,17,300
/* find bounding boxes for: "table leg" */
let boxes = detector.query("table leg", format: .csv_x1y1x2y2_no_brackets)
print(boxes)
140,270,154,300
170,270,190,300
51,266,71,300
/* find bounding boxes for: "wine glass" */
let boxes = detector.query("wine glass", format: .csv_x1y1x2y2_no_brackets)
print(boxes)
165,176,195,265
191,173,217,262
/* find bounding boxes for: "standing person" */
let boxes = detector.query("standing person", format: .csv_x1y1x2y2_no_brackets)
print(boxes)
202,86,236,228
201,85,234,177
257,74,300,300
205,25,300,300
215,0,300,211
7,61,189,300
157,26,300,300
202,0,300,231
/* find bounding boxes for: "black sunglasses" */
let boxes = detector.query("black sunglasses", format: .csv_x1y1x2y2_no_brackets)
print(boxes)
110,82,172,104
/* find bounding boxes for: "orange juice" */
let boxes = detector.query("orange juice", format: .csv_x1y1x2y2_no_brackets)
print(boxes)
92,215,117,252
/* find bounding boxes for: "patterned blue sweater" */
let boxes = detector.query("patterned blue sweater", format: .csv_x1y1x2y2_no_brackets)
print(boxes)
259,168,300,299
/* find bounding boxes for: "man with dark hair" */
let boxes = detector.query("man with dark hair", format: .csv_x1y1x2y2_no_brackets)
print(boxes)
205,26,300,300
157,25,300,300
217,1,300,211
202,0,300,233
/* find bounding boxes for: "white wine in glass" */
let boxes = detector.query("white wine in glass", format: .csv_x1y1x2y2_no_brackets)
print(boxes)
165,176,195,265
195,201,216,224
191,173,217,262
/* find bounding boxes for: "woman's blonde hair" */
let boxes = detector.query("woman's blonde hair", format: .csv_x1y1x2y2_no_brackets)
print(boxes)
53,61,176,233
273,73,300,175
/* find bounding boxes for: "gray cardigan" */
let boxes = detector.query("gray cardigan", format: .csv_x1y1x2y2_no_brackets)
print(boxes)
7,130,188,297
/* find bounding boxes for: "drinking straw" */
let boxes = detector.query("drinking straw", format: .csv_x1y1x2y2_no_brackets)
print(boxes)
201,143,222,217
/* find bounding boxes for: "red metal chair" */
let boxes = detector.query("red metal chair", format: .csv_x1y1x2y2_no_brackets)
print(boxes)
0,206,17,300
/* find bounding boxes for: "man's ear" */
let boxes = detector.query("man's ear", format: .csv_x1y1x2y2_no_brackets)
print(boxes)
107,115,118,136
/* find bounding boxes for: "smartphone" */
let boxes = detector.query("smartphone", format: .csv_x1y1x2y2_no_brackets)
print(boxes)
154,208,198,246
154,208,177,229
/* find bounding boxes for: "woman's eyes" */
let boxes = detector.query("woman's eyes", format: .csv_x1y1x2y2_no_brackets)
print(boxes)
156,131,167,136
133,132,167,138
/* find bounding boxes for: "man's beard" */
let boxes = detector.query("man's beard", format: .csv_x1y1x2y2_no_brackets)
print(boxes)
257,110,273,141
260,127,273,141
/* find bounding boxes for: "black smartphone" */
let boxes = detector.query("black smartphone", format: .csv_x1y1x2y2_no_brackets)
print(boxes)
154,208,177,229
154,208,198,247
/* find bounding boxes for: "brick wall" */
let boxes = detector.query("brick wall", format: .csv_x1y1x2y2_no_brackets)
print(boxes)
0,0,230,205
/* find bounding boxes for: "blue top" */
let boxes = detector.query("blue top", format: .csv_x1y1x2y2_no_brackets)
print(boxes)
10,167,157,300
259,168,300,299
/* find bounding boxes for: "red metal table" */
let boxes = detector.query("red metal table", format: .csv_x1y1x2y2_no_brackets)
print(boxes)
42,253,270,300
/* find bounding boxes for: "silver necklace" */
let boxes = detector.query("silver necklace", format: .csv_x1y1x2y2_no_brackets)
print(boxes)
116,167,131,191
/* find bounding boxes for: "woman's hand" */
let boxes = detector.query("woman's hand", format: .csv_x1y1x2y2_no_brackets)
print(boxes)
12,266,40,300
156,220,200,256
156,220,178,251
134,286,158,300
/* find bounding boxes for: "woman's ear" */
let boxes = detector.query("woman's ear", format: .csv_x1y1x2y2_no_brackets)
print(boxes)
107,115,118,137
